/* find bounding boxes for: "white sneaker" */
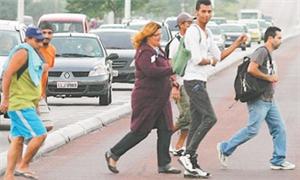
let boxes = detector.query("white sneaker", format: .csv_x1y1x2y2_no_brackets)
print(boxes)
270,161,296,170
178,154,194,173
193,168,211,178
170,147,185,156
183,170,201,178
217,143,228,167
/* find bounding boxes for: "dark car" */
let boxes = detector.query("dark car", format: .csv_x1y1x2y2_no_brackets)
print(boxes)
48,33,118,105
220,23,247,51
126,20,172,48
90,28,137,83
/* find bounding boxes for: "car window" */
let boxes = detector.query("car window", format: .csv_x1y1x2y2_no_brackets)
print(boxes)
165,19,178,31
246,23,258,29
95,31,135,49
52,37,104,58
207,26,221,35
161,26,171,43
220,25,243,33
0,30,20,56
46,22,83,33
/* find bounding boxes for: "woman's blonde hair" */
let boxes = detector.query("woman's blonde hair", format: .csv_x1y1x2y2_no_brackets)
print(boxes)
132,21,161,49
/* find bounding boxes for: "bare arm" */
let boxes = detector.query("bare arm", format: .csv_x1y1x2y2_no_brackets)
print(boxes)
220,34,248,61
247,61,278,83
0,49,28,112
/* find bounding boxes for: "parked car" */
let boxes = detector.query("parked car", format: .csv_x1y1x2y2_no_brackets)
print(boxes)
99,24,126,29
38,13,90,33
257,19,269,41
0,20,26,76
220,23,247,51
243,21,261,44
0,20,26,129
90,28,137,83
164,17,179,36
126,20,172,48
207,24,225,51
210,17,227,25
48,33,118,105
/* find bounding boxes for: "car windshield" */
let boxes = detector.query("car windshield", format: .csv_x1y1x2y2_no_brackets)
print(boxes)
52,37,104,58
46,22,83,33
127,23,171,44
95,31,135,49
165,19,178,31
207,26,221,35
0,30,20,56
221,25,244,33
246,23,258,29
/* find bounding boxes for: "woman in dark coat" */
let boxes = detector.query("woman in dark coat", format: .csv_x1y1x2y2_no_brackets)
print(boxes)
105,21,181,174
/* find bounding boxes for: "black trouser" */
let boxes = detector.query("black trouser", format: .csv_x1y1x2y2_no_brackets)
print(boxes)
110,114,172,167
184,80,217,155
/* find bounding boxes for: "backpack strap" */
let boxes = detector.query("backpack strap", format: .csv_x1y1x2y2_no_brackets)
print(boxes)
191,24,202,44
261,46,273,73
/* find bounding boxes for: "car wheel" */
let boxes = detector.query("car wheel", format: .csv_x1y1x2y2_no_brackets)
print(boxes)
99,87,112,106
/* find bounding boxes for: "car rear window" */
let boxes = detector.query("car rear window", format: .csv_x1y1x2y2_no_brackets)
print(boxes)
45,22,84,33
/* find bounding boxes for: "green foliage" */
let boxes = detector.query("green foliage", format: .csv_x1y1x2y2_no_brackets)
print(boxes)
65,0,149,20
0,0,65,23
0,0,18,20
214,0,258,19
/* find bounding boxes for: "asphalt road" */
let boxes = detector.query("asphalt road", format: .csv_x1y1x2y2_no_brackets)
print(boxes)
9,34,299,180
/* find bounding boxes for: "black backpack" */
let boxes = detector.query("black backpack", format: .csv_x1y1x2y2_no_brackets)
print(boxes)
234,47,273,102
165,33,181,58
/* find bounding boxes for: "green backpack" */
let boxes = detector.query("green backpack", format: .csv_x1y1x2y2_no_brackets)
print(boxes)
171,24,201,77
171,37,190,76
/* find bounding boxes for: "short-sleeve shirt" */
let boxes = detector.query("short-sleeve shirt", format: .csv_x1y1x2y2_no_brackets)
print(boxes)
250,47,275,101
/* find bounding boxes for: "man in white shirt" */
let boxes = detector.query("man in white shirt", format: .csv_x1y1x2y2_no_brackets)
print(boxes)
168,12,193,157
178,0,247,178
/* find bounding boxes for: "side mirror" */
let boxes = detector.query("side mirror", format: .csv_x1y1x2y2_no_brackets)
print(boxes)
106,53,119,61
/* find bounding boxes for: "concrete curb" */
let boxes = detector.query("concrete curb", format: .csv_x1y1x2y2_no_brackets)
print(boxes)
1,31,299,175
0,103,131,175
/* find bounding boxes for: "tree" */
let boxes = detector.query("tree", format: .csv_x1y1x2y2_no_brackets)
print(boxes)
0,0,18,20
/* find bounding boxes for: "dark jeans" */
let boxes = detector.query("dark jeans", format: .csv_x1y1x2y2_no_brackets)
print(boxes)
110,114,172,167
184,80,217,155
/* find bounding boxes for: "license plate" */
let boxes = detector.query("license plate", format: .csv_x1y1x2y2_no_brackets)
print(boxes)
57,81,78,88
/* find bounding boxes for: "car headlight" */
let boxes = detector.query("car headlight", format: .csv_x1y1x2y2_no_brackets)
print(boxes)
89,65,107,76
130,59,135,67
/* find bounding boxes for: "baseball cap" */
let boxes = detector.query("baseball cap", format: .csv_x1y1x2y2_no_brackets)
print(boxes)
176,12,194,27
25,27,44,41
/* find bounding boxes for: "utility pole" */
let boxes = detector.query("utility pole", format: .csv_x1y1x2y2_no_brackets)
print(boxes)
124,0,131,21
17,0,24,23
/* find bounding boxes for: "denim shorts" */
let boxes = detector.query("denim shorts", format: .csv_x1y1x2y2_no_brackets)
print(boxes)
8,108,47,140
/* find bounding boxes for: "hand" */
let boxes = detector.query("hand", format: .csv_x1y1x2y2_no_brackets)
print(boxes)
171,87,180,102
0,99,9,113
236,34,248,45
268,74,279,83
210,58,218,66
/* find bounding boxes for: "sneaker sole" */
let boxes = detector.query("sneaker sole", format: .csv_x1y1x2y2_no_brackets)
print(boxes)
270,166,295,170
217,143,228,167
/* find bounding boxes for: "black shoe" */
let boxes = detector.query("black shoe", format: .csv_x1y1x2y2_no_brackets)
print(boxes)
158,164,181,174
105,151,119,174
